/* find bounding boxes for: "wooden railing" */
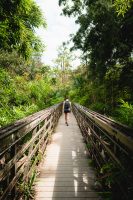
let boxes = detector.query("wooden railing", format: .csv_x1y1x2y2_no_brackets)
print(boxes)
0,103,62,200
73,103,133,200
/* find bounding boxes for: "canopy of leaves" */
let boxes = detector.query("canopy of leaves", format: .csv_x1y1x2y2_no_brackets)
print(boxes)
113,0,133,15
0,0,46,59
59,0,133,79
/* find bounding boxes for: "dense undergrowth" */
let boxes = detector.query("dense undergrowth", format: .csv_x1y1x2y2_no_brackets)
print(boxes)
0,61,64,127
66,64,133,128
1,61,133,128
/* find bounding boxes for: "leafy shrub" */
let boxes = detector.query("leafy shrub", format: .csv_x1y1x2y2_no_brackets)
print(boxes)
113,99,133,127
0,68,63,127
89,102,108,114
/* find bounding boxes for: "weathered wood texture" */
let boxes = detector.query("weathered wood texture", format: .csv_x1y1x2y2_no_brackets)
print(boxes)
33,113,101,200
0,103,62,200
73,103,133,200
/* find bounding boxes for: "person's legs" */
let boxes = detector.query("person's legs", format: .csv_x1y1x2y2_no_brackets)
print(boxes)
65,112,67,122
64,112,68,125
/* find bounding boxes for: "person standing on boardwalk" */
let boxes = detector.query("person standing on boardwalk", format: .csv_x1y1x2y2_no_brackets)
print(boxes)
63,98,71,126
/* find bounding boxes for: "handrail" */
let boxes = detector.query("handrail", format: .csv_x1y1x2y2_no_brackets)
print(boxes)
0,103,62,200
73,103,133,200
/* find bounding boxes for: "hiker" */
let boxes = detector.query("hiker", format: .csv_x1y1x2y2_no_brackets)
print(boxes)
63,98,71,126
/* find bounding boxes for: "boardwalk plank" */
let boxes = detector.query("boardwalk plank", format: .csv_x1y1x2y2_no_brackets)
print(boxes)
34,186,94,192
35,191,98,198
35,198,101,200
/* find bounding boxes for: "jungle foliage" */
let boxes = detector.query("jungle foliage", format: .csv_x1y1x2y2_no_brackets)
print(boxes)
0,0,45,59
0,0,64,127
0,53,63,127
114,0,133,15
0,0,133,129
59,0,133,128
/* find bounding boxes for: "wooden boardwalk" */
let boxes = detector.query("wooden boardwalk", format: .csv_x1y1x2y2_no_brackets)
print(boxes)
33,113,101,200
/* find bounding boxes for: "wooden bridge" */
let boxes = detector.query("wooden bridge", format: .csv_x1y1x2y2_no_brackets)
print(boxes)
0,103,133,200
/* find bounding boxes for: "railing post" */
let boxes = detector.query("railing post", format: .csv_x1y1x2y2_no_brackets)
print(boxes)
24,127,37,182
9,143,16,199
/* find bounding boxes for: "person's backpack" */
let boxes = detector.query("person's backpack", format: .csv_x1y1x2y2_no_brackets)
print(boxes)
64,101,70,110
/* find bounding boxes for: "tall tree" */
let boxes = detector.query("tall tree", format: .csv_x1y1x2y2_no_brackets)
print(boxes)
59,0,133,92
54,43,73,84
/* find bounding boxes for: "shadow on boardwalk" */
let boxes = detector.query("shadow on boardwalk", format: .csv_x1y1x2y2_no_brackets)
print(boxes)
33,113,102,200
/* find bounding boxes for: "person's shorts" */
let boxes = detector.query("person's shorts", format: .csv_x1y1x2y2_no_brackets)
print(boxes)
64,109,70,113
